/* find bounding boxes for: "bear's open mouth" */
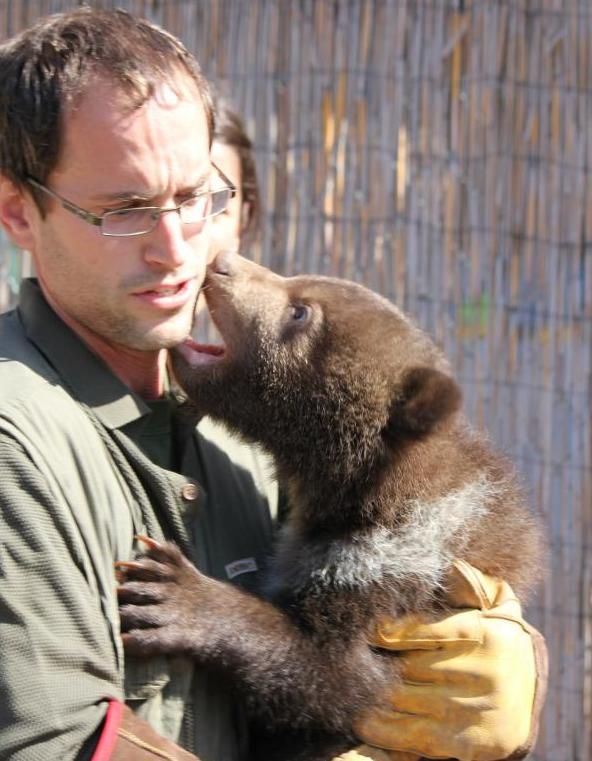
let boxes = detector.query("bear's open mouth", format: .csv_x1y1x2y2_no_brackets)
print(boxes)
176,337,226,367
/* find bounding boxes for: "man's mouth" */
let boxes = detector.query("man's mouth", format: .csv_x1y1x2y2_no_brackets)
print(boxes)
133,279,195,309
145,285,183,296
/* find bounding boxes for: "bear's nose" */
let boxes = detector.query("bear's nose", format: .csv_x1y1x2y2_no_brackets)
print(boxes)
210,249,237,277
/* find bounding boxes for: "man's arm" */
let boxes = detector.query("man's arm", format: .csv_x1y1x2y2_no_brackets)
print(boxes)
0,435,124,759
0,432,207,761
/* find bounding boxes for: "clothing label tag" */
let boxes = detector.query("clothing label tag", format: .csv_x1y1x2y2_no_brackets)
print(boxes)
225,557,258,579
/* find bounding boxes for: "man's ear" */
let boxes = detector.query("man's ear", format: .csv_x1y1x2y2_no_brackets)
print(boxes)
384,366,462,441
0,175,37,251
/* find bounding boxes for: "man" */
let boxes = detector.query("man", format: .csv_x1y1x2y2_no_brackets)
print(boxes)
0,8,546,761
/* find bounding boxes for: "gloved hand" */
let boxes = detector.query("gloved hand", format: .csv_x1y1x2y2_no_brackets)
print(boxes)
349,559,548,761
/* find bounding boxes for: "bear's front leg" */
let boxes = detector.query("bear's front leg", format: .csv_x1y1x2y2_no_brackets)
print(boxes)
116,536,227,657
116,536,390,748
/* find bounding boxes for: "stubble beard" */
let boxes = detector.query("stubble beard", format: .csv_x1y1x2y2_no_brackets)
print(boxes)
80,289,200,352
37,227,200,352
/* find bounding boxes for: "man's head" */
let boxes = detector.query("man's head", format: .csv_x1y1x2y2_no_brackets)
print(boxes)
0,8,225,363
0,6,214,192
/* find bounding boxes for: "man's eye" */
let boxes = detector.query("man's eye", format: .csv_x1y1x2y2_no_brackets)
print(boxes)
104,201,148,214
182,192,205,204
107,208,136,218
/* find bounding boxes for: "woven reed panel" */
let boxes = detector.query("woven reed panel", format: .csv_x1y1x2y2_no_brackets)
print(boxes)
1,1,590,758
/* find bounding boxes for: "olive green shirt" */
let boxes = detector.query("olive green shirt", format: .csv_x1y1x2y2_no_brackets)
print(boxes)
0,279,277,761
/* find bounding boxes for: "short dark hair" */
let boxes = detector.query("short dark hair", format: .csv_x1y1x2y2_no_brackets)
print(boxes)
0,7,214,196
213,98,261,245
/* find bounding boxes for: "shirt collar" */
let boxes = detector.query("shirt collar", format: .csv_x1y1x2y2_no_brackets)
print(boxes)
18,278,150,429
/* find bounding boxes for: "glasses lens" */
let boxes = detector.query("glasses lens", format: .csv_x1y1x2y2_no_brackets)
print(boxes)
179,190,232,224
100,190,234,237
102,208,157,236
209,189,232,217
179,194,210,225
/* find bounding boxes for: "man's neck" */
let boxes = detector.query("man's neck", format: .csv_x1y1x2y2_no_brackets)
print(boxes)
79,332,168,400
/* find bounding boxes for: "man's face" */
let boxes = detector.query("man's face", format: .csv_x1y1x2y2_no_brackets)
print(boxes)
29,75,213,351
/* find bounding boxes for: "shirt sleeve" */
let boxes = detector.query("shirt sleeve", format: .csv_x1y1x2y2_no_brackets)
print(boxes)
0,434,123,761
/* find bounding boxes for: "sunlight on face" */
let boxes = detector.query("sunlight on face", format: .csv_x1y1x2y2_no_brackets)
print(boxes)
31,74,212,354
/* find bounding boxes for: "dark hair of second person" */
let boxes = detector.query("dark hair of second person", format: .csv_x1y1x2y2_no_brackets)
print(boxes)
210,99,260,250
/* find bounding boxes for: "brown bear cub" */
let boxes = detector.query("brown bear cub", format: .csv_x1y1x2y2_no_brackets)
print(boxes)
118,252,544,761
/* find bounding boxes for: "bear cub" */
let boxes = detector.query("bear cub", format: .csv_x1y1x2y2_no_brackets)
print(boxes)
118,252,544,761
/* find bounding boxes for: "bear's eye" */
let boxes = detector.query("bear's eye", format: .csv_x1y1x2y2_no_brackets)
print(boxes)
289,304,311,323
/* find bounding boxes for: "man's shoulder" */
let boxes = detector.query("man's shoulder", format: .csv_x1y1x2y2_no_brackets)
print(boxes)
0,308,60,399
0,308,89,434
0,312,135,525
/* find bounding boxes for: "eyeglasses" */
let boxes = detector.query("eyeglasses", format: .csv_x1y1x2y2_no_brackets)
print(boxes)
26,165,236,238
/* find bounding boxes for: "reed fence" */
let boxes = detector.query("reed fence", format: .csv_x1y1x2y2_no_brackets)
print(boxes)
1,1,590,759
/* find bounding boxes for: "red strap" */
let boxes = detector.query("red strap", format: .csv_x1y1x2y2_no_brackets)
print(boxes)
90,699,124,761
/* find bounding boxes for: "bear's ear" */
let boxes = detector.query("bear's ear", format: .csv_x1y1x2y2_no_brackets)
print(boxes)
384,366,462,441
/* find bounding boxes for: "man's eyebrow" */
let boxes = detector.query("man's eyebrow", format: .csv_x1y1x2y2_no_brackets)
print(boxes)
91,190,152,204
90,171,212,204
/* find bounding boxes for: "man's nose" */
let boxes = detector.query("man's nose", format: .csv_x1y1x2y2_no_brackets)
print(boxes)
142,208,191,268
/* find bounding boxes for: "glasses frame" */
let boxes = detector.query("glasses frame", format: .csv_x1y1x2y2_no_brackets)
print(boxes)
26,163,237,238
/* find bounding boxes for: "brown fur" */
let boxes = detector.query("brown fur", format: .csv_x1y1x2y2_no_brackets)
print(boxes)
118,252,544,761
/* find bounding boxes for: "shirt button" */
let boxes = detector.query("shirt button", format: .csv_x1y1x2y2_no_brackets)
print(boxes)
181,482,200,502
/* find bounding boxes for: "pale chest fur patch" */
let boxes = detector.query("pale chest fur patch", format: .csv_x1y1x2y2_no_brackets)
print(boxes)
274,476,499,598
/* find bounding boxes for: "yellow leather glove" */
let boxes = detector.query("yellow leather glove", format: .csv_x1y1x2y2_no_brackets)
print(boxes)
349,560,548,761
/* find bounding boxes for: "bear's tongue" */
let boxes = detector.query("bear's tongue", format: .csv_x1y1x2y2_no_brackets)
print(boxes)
176,337,226,367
